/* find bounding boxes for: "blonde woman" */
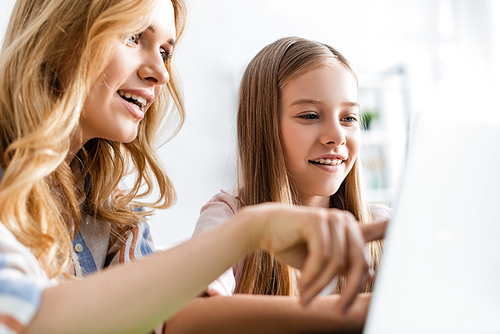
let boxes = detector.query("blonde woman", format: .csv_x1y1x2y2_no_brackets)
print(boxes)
0,2,374,334
167,37,390,333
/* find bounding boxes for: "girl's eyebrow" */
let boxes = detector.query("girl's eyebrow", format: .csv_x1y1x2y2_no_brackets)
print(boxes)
290,99,360,108
146,25,176,47
290,98,321,106
342,102,360,108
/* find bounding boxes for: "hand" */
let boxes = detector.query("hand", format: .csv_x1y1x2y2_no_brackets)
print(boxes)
360,220,388,242
240,203,372,313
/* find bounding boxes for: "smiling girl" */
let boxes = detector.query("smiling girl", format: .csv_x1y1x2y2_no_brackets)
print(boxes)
0,2,373,334
166,37,390,333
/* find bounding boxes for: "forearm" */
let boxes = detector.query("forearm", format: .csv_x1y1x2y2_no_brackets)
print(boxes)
27,212,255,334
360,221,387,242
165,294,371,334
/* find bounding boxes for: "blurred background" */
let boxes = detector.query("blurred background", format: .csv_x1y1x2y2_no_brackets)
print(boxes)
1,0,499,249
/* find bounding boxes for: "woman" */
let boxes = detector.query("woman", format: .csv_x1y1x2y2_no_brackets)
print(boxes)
0,2,371,334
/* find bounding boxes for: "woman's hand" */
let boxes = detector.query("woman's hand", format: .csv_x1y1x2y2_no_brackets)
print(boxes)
239,204,372,313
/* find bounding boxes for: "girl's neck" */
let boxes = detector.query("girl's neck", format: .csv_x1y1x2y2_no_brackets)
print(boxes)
298,195,330,208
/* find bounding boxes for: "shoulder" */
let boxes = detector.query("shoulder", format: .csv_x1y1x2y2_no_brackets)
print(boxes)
200,190,241,214
369,203,393,223
193,190,241,237
0,222,49,280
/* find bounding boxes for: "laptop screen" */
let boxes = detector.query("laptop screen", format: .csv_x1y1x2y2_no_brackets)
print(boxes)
364,113,500,334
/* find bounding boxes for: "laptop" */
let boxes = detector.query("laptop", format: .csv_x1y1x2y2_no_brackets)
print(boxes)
363,112,500,334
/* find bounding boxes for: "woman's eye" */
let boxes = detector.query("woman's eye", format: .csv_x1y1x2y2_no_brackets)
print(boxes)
160,49,172,64
298,113,318,120
127,33,142,45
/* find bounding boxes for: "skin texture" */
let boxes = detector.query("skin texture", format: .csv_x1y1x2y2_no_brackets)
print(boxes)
165,294,373,334
279,64,361,208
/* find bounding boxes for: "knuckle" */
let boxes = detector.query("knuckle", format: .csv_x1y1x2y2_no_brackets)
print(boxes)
317,208,329,220
311,209,328,227
330,257,345,270
359,257,370,272
319,250,330,262
329,209,341,220
343,210,356,221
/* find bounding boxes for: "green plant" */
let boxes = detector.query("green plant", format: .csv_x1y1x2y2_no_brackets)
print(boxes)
361,108,379,130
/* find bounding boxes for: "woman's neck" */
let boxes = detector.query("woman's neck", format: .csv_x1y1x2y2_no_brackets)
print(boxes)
66,127,84,164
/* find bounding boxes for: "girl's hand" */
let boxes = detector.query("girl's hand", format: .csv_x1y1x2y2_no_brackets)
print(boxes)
360,220,388,242
240,203,372,314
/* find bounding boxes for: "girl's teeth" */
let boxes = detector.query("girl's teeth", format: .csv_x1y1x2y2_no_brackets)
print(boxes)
315,159,342,165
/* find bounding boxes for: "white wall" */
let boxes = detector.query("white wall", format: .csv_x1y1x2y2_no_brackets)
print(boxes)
1,0,498,248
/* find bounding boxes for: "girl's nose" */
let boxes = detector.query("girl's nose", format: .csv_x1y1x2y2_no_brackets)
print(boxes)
321,120,346,146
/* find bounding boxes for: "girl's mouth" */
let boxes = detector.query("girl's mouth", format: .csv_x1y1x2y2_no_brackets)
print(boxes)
309,158,343,166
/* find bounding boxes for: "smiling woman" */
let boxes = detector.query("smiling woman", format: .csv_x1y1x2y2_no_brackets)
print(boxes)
0,1,374,334
78,0,175,145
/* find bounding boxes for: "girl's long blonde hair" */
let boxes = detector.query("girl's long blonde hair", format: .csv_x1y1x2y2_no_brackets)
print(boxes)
0,0,186,279
236,37,382,296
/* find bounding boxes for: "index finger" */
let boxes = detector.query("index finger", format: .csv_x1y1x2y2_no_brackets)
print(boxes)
298,210,331,296
337,220,371,314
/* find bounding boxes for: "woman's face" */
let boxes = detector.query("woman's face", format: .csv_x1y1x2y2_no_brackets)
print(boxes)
80,0,176,144
279,64,361,207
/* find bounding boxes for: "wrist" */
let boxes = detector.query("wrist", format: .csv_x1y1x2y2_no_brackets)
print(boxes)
230,206,265,255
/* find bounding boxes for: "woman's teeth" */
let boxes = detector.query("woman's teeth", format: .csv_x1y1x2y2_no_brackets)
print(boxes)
118,90,147,108
312,159,342,166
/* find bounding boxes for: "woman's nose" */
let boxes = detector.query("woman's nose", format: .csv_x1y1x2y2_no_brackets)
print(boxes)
138,53,170,86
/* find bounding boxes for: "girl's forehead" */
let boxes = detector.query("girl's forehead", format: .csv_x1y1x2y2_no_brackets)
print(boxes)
283,64,356,90
279,65,359,107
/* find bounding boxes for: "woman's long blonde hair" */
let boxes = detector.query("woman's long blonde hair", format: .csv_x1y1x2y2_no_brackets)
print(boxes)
0,0,186,279
236,37,382,296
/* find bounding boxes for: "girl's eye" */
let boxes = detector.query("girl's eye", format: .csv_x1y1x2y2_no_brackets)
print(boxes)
160,49,172,64
341,116,358,123
298,113,319,120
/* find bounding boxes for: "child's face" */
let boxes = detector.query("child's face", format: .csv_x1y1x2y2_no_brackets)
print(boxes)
81,0,176,144
278,64,360,207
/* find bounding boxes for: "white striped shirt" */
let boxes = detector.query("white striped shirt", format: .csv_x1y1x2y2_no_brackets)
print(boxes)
0,216,155,334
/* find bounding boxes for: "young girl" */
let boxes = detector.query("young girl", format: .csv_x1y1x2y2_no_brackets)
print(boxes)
166,37,390,333
0,2,374,334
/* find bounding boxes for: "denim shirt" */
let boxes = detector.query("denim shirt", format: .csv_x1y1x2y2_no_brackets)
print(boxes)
0,168,155,333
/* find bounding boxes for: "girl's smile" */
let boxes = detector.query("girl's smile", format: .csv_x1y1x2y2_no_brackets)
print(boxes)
309,154,347,172
279,64,361,207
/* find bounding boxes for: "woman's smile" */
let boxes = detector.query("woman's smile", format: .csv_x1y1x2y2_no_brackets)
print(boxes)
117,89,154,120
79,0,175,145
